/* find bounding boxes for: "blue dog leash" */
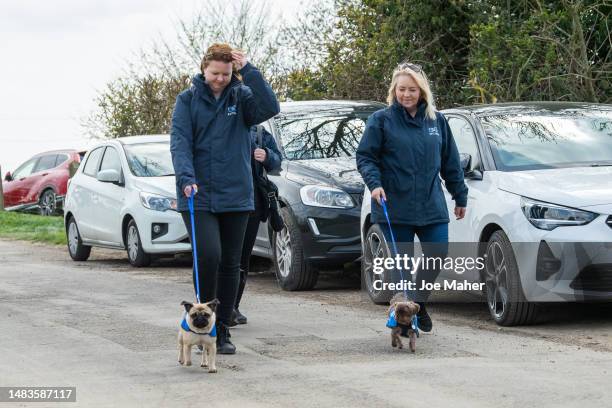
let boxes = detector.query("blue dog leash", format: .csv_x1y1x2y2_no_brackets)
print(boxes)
181,190,217,337
380,197,419,336
188,189,201,304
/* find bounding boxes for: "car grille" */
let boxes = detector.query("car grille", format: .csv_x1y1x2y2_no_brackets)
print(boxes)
350,192,364,207
607,215,612,230
570,264,612,292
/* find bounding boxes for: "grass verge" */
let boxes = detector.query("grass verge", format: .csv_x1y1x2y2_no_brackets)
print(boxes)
0,211,65,245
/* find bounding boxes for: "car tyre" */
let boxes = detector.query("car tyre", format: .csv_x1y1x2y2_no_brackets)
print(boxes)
126,219,151,267
39,189,57,216
484,230,539,326
272,207,318,291
66,216,91,261
362,223,394,304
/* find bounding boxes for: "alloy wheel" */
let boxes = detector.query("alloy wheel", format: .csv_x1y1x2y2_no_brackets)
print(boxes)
127,225,140,262
68,222,79,256
40,190,56,216
365,231,385,295
485,241,509,320
275,228,292,278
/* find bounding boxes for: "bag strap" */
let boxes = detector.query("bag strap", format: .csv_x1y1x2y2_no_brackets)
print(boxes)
255,125,266,177
256,125,263,148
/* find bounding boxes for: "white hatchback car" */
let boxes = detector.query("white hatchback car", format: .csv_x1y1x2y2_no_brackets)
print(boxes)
360,103,612,326
64,135,190,266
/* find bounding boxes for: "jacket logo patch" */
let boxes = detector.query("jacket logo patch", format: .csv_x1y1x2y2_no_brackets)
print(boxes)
227,105,237,116
428,127,440,136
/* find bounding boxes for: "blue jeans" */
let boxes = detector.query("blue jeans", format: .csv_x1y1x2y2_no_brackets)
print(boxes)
379,222,449,303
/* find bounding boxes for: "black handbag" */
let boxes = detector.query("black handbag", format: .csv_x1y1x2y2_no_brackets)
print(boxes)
255,126,285,232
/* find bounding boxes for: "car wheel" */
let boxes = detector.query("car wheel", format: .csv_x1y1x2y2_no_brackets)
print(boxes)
484,230,539,326
272,207,318,291
66,216,91,261
39,189,56,216
126,219,151,267
362,223,393,304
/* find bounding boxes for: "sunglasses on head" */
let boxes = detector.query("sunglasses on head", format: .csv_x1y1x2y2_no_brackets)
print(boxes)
397,62,422,73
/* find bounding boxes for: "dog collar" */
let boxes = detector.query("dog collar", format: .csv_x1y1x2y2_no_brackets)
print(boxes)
181,315,217,337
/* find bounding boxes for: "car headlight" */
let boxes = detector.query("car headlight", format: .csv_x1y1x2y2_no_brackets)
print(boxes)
139,192,177,212
520,197,597,231
299,185,354,209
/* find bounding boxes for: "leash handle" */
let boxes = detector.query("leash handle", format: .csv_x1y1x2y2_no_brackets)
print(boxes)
188,189,200,303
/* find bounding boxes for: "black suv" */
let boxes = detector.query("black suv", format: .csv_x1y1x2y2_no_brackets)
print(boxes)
251,100,385,290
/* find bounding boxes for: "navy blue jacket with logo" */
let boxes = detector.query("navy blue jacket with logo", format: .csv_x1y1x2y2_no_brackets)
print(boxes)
170,63,280,212
356,101,468,226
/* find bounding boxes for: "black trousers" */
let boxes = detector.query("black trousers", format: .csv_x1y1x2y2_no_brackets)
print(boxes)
236,207,264,308
181,210,249,325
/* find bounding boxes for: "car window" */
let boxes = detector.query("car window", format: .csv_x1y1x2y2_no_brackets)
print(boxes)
447,116,481,169
123,142,174,177
82,147,105,177
33,155,58,173
482,109,612,171
12,158,38,180
54,154,69,167
99,147,122,173
276,111,374,160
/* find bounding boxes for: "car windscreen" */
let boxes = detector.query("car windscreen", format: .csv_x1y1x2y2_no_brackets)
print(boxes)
123,142,174,177
482,108,612,171
275,107,380,160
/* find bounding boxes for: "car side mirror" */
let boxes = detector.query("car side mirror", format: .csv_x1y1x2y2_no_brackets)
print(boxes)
459,153,483,181
4,172,12,182
97,169,121,184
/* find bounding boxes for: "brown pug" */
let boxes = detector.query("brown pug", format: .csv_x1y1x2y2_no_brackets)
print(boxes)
178,299,220,373
388,293,420,352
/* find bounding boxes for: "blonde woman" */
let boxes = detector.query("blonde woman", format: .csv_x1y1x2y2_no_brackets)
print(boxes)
356,62,468,332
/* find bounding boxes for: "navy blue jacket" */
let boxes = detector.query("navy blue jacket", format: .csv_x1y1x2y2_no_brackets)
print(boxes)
170,63,280,212
250,126,282,220
356,101,468,226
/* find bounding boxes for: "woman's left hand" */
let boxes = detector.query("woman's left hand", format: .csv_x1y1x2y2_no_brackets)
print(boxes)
254,148,267,162
232,51,248,70
454,207,466,220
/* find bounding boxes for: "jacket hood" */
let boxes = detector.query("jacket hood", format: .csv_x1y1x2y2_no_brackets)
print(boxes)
497,167,612,209
289,157,363,192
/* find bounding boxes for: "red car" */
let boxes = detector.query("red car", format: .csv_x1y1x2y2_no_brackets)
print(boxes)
2,150,84,215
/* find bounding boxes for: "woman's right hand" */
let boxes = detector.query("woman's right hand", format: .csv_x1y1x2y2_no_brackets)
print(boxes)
184,184,198,198
371,187,387,205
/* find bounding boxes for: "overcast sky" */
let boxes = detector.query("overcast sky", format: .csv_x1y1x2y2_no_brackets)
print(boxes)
0,0,312,173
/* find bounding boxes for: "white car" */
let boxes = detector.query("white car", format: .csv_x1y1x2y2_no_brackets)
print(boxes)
360,102,612,326
64,135,191,266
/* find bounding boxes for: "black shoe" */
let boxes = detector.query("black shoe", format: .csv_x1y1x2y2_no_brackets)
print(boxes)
216,322,236,354
417,303,433,332
234,308,247,325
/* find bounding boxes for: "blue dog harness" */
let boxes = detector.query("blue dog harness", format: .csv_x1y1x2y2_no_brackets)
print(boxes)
387,309,418,337
181,314,217,337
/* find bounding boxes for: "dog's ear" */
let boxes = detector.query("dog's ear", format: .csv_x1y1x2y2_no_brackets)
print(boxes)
412,302,421,315
206,298,220,312
181,301,193,313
